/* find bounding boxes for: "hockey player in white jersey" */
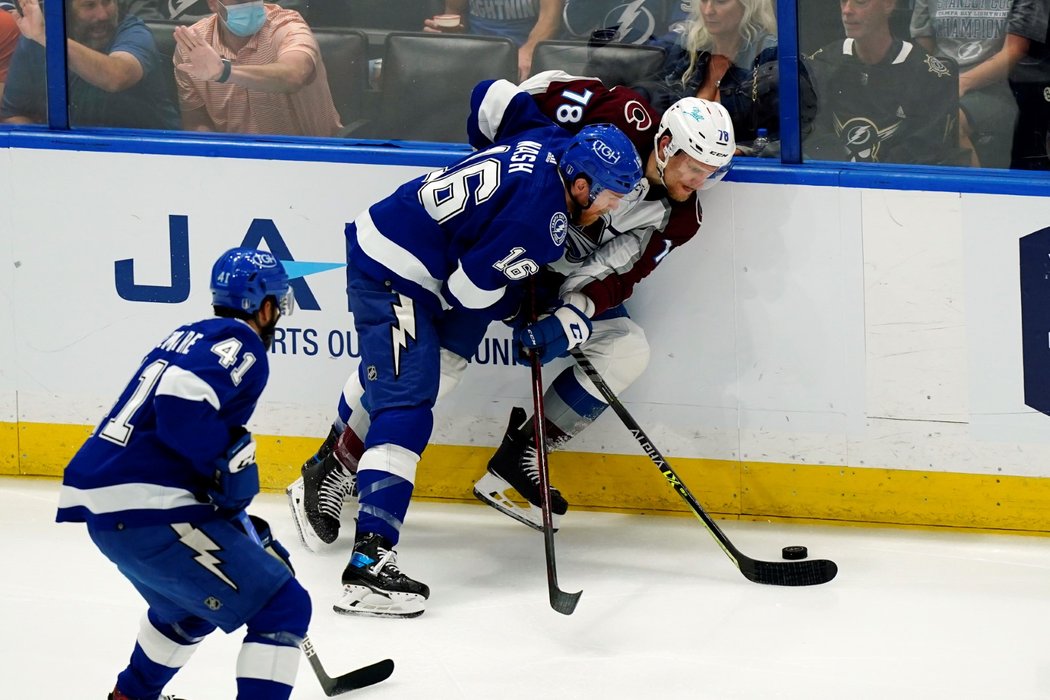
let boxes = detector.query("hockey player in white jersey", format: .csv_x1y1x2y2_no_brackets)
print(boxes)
475,73,737,530
287,80,643,619
57,248,306,700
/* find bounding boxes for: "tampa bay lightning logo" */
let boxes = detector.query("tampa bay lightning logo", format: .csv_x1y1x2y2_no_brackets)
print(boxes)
550,212,568,246
924,55,950,78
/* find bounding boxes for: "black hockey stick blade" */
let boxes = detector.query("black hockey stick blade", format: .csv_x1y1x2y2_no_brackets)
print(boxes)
302,636,394,696
739,557,838,587
550,585,582,615
570,348,839,588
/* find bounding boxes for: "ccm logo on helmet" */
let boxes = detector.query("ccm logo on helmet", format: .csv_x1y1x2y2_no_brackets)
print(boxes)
591,139,622,164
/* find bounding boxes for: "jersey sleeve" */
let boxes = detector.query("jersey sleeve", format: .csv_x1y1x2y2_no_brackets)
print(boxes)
467,78,562,148
153,327,266,473
445,208,565,317
561,196,702,316
526,73,659,157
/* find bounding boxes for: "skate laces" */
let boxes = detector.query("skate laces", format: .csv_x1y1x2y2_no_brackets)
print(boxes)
318,463,356,519
521,444,541,485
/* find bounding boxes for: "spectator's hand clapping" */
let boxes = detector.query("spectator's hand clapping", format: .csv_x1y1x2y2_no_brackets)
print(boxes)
174,25,224,81
14,0,45,46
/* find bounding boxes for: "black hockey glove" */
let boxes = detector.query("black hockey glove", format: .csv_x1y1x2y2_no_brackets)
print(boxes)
234,513,295,574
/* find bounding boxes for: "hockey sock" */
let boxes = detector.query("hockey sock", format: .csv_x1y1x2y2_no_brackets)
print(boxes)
355,444,419,546
237,578,310,700
533,367,609,449
115,610,213,699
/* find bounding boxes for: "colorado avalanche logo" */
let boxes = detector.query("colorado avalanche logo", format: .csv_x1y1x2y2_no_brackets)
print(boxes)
550,212,568,246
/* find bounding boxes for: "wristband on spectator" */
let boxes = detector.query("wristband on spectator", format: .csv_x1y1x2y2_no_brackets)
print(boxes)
216,58,232,83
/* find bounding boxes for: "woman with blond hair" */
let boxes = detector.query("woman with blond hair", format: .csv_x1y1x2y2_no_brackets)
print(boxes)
636,0,778,147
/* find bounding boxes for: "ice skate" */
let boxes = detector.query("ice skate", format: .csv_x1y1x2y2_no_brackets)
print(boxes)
286,434,358,552
109,689,185,700
473,407,568,532
333,532,429,619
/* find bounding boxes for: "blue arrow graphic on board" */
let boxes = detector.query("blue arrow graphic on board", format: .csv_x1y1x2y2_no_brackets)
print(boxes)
280,260,345,280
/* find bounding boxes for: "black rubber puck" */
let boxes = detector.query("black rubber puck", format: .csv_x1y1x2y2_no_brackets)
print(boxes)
782,545,808,560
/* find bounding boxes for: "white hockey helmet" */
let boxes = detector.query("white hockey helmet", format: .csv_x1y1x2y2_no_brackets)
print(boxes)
654,97,736,191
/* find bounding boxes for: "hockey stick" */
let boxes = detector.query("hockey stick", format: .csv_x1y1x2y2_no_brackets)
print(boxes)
235,512,395,694
569,349,838,587
527,283,582,614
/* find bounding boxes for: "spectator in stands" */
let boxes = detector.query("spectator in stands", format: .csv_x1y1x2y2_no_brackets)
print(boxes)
911,0,1049,168
804,0,966,165
173,0,341,136
634,0,778,147
0,0,179,128
423,0,564,80
0,4,19,104
125,0,305,24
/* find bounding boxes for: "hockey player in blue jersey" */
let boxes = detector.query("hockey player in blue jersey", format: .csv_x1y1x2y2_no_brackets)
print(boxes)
56,248,305,700
286,80,643,619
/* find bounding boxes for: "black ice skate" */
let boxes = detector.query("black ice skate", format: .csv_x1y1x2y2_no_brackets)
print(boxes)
109,689,186,700
473,406,568,532
333,532,430,619
286,427,357,552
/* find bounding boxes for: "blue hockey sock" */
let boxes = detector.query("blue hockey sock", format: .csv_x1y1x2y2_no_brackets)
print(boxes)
355,445,419,546
115,611,213,699
236,579,311,700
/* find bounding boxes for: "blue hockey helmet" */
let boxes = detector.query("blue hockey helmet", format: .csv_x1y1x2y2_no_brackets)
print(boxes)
560,124,644,204
210,247,294,316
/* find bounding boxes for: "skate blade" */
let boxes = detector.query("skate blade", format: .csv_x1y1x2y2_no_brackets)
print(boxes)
285,478,328,554
472,472,560,533
333,585,426,619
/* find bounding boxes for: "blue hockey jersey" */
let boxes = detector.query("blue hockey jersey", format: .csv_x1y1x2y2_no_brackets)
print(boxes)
56,317,268,529
346,79,575,319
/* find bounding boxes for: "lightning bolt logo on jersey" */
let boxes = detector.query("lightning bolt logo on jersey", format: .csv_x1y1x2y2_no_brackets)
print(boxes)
172,522,238,590
390,293,416,378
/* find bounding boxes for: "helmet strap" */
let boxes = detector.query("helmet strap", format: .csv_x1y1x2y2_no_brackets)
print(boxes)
653,132,674,189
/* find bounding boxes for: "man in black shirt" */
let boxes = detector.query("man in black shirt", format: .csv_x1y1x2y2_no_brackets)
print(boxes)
804,0,966,165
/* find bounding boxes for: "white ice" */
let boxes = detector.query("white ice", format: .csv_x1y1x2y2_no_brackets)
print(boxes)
3,476,1049,700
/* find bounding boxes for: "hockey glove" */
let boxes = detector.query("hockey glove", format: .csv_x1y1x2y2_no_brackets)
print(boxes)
514,303,592,365
208,431,259,513
235,513,294,574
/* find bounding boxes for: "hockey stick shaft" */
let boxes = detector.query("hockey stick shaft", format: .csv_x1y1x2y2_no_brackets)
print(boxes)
569,349,837,587
528,283,581,614
235,511,396,693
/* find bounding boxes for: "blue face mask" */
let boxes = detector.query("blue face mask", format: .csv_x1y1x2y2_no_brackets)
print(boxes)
222,1,266,37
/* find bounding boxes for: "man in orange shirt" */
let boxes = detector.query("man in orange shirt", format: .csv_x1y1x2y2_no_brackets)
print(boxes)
173,0,340,137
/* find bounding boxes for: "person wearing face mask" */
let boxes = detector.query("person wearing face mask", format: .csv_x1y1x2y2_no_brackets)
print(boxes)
172,0,340,136
57,248,307,700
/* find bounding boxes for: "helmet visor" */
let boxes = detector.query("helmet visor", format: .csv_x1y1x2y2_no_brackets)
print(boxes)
699,161,733,191
277,287,296,317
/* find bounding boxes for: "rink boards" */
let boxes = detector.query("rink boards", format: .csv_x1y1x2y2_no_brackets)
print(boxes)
2,145,1050,533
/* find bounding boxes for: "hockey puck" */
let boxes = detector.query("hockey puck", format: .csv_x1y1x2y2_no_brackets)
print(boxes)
782,545,808,560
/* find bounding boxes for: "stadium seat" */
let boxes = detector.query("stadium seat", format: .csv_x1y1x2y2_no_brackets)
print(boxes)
530,40,666,87
144,21,181,109
313,28,370,125
343,32,517,143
